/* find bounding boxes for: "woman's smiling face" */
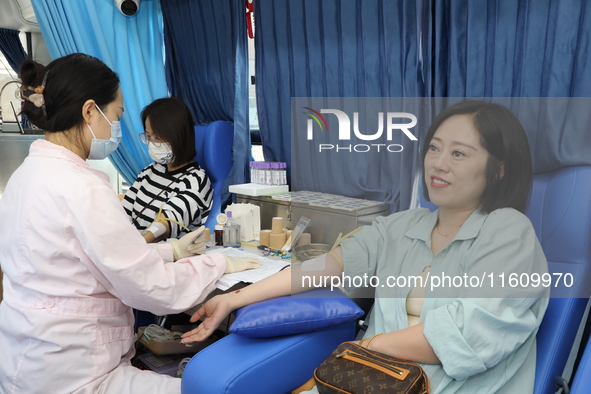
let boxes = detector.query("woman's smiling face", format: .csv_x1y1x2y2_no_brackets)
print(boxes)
424,114,490,212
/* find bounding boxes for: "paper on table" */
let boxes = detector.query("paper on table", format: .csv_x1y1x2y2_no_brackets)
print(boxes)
207,247,290,290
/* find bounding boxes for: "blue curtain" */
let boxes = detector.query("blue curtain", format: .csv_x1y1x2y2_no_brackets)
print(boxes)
160,0,250,205
30,0,168,184
255,0,426,212
431,0,591,173
0,29,27,73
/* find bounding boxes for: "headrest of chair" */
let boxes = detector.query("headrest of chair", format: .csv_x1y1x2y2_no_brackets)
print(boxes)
526,166,591,264
193,121,234,182
194,125,207,166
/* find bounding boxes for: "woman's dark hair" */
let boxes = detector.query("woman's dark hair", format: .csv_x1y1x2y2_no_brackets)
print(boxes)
19,53,120,133
422,100,533,214
141,97,197,168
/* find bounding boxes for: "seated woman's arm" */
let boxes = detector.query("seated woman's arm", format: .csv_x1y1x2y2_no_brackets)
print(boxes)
121,166,211,243
362,323,440,364
140,211,171,243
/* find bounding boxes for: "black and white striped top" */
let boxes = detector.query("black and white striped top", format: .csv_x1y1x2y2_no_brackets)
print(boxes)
122,162,213,238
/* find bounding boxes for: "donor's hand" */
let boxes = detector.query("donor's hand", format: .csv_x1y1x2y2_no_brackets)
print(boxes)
181,293,234,344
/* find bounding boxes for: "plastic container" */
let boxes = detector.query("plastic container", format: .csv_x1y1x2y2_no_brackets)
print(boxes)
271,162,281,185
223,211,241,248
293,243,332,261
137,326,196,355
249,162,256,183
281,162,287,185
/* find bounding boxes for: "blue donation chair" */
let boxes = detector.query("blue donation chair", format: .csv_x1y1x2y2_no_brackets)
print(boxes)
182,322,355,393
530,166,591,394
570,333,591,393
194,121,234,230
181,166,591,394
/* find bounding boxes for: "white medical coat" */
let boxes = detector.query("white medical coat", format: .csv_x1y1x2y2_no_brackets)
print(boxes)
0,140,226,393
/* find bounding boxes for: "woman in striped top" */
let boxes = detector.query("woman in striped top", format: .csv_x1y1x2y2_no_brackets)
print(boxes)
122,97,213,243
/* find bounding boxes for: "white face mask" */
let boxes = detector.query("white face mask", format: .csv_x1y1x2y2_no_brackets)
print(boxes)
149,142,174,165
87,105,121,160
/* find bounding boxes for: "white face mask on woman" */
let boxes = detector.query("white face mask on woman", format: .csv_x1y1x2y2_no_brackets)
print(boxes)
87,105,122,160
149,142,174,165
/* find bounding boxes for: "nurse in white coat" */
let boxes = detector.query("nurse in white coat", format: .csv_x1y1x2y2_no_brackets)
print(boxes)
0,53,259,394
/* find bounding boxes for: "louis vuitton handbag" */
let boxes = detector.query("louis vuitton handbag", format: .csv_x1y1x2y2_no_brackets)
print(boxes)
314,340,430,394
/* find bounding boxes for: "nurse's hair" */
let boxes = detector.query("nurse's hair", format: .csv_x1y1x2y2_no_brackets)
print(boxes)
141,97,197,168
422,100,533,214
19,53,119,133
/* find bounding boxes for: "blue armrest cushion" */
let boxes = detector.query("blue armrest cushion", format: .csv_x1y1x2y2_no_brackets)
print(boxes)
230,289,364,338
181,322,356,394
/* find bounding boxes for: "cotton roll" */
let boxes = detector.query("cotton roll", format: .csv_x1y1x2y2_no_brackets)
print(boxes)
259,229,272,247
297,232,311,246
271,217,284,234
270,232,287,250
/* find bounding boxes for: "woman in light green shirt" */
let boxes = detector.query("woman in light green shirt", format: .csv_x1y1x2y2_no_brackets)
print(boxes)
183,101,549,393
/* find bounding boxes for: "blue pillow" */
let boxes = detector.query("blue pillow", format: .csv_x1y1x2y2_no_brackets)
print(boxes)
230,289,364,338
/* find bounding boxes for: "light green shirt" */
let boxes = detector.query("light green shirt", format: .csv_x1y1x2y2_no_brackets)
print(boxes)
341,208,549,394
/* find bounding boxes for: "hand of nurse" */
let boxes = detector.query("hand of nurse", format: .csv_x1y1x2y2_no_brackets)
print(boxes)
181,294,234,343
171,227,207,260
223,255,262,274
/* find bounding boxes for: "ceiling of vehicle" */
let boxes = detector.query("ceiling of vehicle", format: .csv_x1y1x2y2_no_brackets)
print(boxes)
0,0,49,84
0,0,39,32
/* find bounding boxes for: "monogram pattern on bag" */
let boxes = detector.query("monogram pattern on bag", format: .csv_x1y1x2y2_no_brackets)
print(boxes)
314,342,430,394
391,380,406,389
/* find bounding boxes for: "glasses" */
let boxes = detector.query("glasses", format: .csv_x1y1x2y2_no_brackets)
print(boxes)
139,132,164,147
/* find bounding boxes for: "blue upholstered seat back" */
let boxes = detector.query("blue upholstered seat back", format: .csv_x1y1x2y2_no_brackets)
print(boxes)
571,321,591,392
528,166,591,394
194,121,234,229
